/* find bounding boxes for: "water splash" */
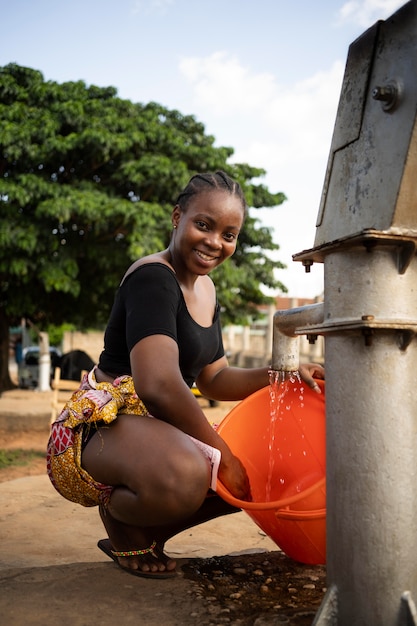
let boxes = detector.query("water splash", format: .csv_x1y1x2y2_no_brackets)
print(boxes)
266,369,305,500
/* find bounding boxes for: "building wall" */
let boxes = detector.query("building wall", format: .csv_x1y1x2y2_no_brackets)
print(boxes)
62,331,104,363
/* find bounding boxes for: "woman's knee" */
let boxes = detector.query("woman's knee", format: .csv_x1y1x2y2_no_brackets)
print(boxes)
143,442,210,522
144,441,210,513
169,443,211,504
109,445,210,525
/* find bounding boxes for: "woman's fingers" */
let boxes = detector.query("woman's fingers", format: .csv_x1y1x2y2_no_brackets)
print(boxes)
299,363,325,394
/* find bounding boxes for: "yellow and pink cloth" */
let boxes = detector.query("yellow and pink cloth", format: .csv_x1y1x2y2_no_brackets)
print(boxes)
47,368,221,508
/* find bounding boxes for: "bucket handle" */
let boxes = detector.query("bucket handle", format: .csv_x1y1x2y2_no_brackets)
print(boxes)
275,507,326,520
216,476,326,512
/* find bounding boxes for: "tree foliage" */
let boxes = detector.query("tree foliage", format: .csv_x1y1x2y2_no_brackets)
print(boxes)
0,63,287,390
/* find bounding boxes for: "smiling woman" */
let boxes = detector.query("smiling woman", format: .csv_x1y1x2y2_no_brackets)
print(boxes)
47,170,324,579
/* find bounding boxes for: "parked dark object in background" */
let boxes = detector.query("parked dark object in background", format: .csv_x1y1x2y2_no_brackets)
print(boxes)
59,350,95,381
18,346,62,389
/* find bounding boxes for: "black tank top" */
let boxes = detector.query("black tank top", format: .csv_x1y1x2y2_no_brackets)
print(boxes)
98,263,224,387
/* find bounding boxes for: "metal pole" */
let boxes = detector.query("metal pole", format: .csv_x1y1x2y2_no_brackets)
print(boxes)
313,248,417,625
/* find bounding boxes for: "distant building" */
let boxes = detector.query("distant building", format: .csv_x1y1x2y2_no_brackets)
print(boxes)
223,295,324,367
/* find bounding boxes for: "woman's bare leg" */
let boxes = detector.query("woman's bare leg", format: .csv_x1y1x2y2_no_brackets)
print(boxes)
82,413,217,573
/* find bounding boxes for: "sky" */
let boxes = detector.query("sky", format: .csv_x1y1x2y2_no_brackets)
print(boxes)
1,0,407,298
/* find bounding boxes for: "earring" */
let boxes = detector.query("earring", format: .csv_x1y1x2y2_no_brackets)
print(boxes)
173,225,177,229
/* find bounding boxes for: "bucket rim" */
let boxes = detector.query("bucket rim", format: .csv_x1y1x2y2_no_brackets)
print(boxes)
215,476,326,513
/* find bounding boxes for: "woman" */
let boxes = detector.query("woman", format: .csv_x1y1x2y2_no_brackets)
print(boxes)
47,171,324,578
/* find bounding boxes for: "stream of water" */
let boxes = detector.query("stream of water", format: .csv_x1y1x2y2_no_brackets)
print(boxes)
266,369,306,501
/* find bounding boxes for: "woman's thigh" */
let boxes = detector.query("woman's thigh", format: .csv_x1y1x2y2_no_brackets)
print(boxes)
82,413,210,496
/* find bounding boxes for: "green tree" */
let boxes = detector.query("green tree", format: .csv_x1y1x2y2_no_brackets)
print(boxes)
0,63,287,391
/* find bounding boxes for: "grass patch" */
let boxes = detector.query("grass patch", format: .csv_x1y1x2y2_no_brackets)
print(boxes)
0,449,45,469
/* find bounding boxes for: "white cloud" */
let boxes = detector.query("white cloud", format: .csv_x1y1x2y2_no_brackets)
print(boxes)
179,52,277,116
338,0,406,27
263,61,345,162
179,51,344,173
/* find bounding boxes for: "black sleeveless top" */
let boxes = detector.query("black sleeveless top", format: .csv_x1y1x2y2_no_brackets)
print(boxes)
98,263,225,387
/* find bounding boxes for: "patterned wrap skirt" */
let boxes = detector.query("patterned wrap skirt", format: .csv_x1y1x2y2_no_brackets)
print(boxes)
46,368,221,508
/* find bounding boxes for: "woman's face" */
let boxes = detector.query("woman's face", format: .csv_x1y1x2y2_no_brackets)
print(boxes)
171,190,244,276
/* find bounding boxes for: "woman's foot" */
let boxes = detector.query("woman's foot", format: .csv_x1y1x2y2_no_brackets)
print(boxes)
98,493,238,576
99,506,177,575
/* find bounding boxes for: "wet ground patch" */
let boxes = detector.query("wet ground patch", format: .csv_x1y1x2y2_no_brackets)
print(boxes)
182,550,326,625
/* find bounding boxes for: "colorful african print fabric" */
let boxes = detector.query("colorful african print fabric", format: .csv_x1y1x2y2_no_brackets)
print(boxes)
46,368,148,507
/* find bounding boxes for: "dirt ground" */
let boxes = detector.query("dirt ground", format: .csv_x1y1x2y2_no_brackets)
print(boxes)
0,387,326,625
0,429,47,482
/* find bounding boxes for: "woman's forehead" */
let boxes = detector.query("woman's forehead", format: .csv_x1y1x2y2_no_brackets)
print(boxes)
188,189,245,213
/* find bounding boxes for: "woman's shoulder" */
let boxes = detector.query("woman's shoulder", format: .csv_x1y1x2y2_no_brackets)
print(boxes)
121,254,175,284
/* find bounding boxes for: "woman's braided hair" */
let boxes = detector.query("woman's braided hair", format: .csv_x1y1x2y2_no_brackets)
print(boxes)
176,171,247,215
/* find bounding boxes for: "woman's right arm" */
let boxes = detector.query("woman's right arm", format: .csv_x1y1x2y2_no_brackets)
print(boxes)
130,334,251,501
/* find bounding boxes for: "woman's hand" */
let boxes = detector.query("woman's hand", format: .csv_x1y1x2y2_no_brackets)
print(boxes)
299,362,325,394
218,453,252,502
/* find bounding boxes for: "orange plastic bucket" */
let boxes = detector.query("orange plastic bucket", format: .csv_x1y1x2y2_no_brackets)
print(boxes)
216,378,326,564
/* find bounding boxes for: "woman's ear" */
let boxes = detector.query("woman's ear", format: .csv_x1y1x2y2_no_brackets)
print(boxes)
172,205,181,229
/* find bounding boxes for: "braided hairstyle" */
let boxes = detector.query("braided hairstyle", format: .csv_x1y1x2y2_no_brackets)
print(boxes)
176,171,247,215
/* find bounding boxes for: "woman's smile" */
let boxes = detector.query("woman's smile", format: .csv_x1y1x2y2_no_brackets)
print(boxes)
194,248,220,263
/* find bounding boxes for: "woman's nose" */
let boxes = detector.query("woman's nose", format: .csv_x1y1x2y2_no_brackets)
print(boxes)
205,231,222,249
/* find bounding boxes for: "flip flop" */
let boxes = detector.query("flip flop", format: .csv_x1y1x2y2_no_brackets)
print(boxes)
97,538,177,579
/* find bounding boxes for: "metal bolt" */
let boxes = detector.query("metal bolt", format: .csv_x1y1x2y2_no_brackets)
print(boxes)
372,85,395,101
302,259,313,273
362,328,374,347
372,82,399,111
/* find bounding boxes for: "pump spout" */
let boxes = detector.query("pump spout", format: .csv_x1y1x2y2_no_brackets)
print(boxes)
272,302,324,371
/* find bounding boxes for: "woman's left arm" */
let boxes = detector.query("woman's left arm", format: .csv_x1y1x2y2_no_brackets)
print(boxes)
196,358,325,401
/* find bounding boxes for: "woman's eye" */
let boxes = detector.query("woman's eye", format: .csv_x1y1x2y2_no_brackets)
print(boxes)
224,232,237,242
195,221,209,230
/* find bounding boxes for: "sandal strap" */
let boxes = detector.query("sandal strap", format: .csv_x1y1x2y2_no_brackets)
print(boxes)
111,540,157,558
